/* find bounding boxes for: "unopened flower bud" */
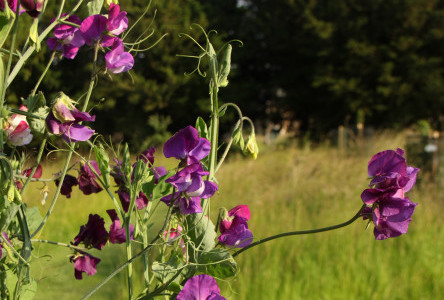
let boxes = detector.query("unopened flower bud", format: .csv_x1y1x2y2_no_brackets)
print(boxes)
243,133,259,160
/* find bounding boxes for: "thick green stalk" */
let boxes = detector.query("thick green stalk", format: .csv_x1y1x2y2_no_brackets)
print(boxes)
142,229,150,287
125,215,134,299
0,5,20,152
232,205,366,258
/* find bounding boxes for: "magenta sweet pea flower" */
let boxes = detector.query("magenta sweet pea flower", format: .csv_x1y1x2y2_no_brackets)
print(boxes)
78,161,103,195
4,105,33,146
138,147,156,165
105,38,134,74
55,174,79,198
22,164,42,179
46,96,95,142
163,126,211,165
107,209,133,244
70,253,101,280
107,3,128,35
218,205,253,248
20,0,43,18
47,14,85,59
72,214,109,250
177,274,226,300
80,14,108,46
0,0,17,12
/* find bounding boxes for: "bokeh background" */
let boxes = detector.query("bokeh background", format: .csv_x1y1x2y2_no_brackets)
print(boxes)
7,0,444,299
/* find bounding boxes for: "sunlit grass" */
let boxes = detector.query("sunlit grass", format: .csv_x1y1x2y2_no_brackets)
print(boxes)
25,132,443,299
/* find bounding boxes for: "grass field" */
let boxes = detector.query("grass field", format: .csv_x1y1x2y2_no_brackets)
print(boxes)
24,132,444,299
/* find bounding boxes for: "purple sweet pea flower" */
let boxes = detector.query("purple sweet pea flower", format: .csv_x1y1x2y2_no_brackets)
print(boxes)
20,0,43,18
166,163,217,198
0,0,17,12
218,205,253,248
78,161,103,195
55,174,79,198
107,209,133,244
72,214,109,250
107,3,128,35
362,148,419,240
80,14,108,46
177,274,226,300
70,253,101,280
163,126,211,165
117,189,150,212
138,147,156,165
46,96,95,142
47,14,85,59
105,38,134,73
372,196,417,240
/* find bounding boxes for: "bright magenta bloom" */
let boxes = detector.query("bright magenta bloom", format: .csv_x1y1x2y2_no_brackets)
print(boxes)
70,253,101,280
218,205,253,248
177,274,226,300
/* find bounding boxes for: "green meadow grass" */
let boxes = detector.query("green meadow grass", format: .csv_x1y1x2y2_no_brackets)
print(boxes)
24,133,443,299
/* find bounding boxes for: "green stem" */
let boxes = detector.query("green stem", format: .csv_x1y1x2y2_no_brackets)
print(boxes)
31,239,88,252
125,214,134,299
31,51,56,96
30,151,74,238
232,204,366,258
8,108,46,119
142,229,150,288
20,134,47,195
0,4,20,152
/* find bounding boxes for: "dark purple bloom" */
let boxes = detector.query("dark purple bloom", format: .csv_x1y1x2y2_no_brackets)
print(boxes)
0,0,17,12
78,161,103,195
72,214,108,250
154,166,168,184
138,147,156,165
218,205,253,248
362,148,419,240
107,209,133,244
80,14,108,46
47,14,85,59
117,189,149,212
55,174,79,198
105,38,134,74
107,3,128,35
46,96,95,142
70,253,101,280
163,126,211,165
20,0,43,18
177,274,226,300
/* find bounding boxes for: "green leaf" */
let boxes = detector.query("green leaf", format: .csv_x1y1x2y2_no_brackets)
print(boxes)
217,44,232,88
29,19,40,52
122,143,132,184
22,92,46,113
198,249,238,279
185,213,217,254
195,117,209,140
25,207,43,234
232,126,244,148
0,11,15,49
19,278,37,300
152,253,183,284
29,106,49,138
87,0,104,16
0,196,19,233
94,144,111,188
218,106,227,118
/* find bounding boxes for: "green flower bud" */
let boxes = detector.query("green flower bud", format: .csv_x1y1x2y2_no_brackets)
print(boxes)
243,133,259,160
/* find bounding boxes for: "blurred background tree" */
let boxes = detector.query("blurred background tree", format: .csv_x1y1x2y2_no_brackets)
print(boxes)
7,0,444,148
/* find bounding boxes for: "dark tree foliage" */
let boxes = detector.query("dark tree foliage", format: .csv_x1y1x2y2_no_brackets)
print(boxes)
7,0,444,146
